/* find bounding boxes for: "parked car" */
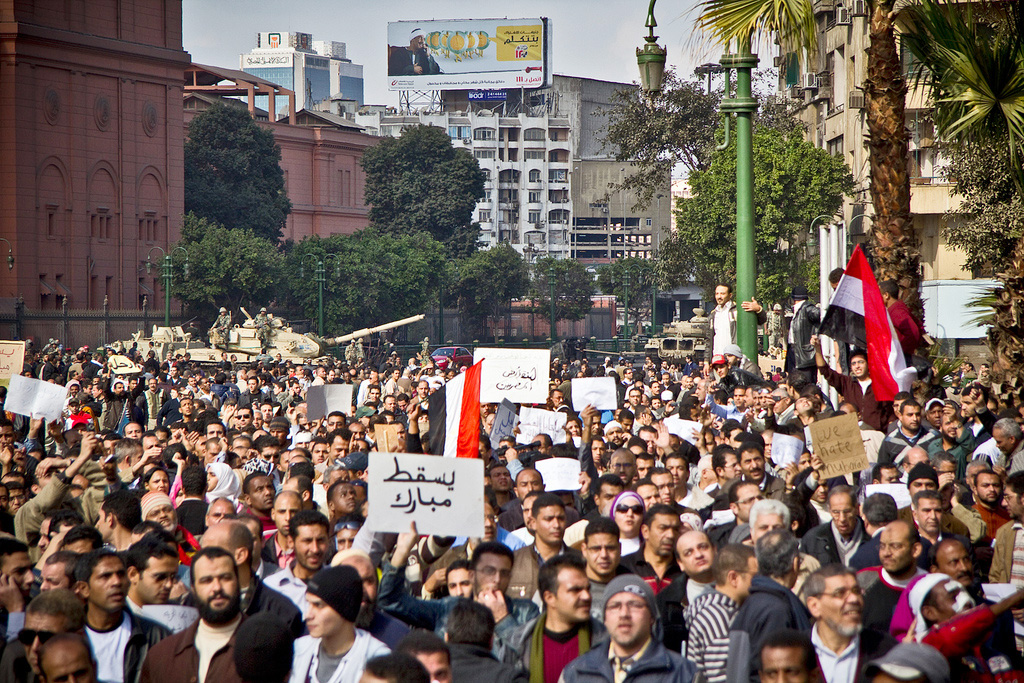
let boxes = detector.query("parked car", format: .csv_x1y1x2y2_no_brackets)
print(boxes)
430,346,473,370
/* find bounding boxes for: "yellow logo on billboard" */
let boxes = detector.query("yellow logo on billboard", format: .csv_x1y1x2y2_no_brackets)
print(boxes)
496,24,542,61
426,30,491,62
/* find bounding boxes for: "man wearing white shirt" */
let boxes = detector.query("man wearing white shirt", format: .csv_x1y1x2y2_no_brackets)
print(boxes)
265,510,330,616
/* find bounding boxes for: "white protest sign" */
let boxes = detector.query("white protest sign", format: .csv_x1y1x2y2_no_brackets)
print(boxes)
864,483,912,510
518,407,567,445
983,584,1024,635
571,377,618,412
663,416,702,445
368,453,484,537
535,457,582,492
5,374,67,422
473,347,550,404
490,399,518,450
306,384,354,421
140,604,199,633
108,355,142,375
0,341,25,388
771,434,805,468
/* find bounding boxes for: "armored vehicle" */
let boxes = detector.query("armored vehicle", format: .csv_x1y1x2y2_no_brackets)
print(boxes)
643,308,709,362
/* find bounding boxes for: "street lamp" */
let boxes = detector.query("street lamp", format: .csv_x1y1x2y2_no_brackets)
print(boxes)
694,62,724,94
639,2,758,361
0,238,13,271
637,0,668,94
299,254,342,336
146,246,189,327
547,262,558,341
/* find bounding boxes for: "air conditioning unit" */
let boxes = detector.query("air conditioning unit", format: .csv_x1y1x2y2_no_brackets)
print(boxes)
851,0,868,15
803,73,818,90
787,85,803,100
848,91,865,109
835,7,851,24
462,138,472,144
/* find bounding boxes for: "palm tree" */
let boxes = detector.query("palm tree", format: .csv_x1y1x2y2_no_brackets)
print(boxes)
698,0,920,313
901,0,1024,400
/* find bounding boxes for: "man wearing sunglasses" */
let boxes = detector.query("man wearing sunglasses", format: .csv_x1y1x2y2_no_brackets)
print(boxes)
1,588,85,683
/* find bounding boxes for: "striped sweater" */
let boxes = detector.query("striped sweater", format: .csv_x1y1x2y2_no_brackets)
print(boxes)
683,589,738,683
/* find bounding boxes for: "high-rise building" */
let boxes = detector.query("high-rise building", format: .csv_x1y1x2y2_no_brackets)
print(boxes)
241,32,364,118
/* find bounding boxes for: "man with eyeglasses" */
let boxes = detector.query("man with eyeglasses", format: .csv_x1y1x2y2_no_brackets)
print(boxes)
804,566,896,683
800,486,866,568
0,588,85,683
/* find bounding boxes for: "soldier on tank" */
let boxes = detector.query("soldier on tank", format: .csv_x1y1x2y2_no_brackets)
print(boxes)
209,307,232,349
254,307,272,353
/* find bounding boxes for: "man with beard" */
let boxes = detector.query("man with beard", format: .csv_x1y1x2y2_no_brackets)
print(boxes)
265,510,329,615
291,565,390,683
857,520,925,633
140,547,245,683
335,549,410,648
74,550,168,683
0,588,85,683
804,565,895,683
200,521,302,637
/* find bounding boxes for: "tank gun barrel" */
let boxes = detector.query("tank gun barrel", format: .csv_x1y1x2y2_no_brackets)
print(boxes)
322,314,426,347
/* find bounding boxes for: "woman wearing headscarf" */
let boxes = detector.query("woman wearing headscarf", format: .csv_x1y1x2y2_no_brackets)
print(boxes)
609,490,645,555
206,461,241,504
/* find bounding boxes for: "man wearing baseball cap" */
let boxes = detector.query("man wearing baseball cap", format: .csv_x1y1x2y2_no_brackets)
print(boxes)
291,565,389,683
559,574,697,683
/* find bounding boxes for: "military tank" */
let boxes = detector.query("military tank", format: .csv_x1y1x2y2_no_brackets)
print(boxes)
643,308,709,362
113,312,425,365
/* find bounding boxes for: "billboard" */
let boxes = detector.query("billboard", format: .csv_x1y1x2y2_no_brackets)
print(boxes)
387,18,549,91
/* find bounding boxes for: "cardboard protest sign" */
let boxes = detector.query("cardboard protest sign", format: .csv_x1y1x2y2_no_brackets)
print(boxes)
490,399,518,450
374,424,402,453
517,407,567,445
808,412,869,478
472,348,550,404
5,374,67,422
108,355,143,375
570,377,618,412
535,457,582,492
0,341,25,389
306,384,354,421
368,453,484,537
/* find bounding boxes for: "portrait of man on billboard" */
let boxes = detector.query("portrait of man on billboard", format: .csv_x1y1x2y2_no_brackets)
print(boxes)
388,27,441,76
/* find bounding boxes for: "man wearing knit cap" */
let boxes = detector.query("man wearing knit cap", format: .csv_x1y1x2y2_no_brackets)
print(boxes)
140,491,201,566
290,565,389,683
560,574,697,683
233,613,294,683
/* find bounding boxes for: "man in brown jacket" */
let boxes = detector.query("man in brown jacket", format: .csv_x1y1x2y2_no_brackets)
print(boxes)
140,547,245,683
990,472,1024,583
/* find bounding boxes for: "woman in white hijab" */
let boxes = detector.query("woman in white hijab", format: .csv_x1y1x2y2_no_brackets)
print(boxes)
206,462,241,504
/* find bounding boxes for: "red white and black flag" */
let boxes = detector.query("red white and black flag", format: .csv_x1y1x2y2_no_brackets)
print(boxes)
427,360,483,458
818,245,908,402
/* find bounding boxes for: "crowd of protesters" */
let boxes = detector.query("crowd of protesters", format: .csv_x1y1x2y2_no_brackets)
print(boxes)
0,280,1014,683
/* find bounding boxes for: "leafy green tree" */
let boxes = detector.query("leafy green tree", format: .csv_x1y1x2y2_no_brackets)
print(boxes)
596,258,657,335
361,124,487,258
283,229,447,335
170,213,283,319
660,127,853,307
184,104,291,242
455,245,530,340
529,257,596,324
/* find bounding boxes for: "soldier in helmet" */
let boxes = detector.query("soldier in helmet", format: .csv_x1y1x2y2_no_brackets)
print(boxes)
345,340,358,366
254,307,271,353
420,336,430,360
355,338,365,363
210,307,232,348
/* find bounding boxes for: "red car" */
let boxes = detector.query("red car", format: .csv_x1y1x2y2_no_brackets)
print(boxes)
430,346,474,370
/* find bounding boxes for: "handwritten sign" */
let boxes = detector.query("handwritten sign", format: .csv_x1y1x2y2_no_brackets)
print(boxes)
5,374,67,422
864,483,912,510
808,412,869,478
571,377,618,412
473,348,550,404
374,424,402,453
108,354,142,375
139,604,199,633
0,341,25,388
771,433,805,468
663,416,702,445
535,457,582,492
490,399,518,450
306,384,354,421
368,453,484,537
517,407,567,445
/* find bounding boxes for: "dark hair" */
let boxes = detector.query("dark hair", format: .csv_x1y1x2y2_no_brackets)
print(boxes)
101,489,142,531
288,461,316,481
928,536,969,569
900,398,921,413
537,554,587,600
44,551,80,585
188,546,238,585
243,471,272,494
1006,472,1024,498
181,466,208,497
396,631,450,662
73,549,124,584
125,536,178,572
131,522,175,544
711,446,737,472
643,503,680,527
862,493,898,527
758,629,817,673
728,479,760,506
0,537,28,559
712,543,756,586
60,525,103,551
47,509,84,532
879,280,899,298
530,492,565,517
363,654,429,683
871,463,898,482
585,516,620,541
27,588,86,630
828,267,845,285
288,510,329,539
755,529,799,579
446,599,494,647
469,541,514,570
912,489,942,508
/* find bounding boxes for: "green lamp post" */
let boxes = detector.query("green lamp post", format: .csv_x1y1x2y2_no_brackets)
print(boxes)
300,254,342,336
147,246,189,327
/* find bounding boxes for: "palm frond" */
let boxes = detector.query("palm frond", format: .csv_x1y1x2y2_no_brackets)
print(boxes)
698,0,818,53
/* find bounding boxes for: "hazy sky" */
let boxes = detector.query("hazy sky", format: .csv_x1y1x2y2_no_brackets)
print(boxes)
182,0,713,107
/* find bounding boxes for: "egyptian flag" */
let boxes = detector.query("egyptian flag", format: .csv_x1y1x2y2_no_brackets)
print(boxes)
817,245,907,402
427,360,483,458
